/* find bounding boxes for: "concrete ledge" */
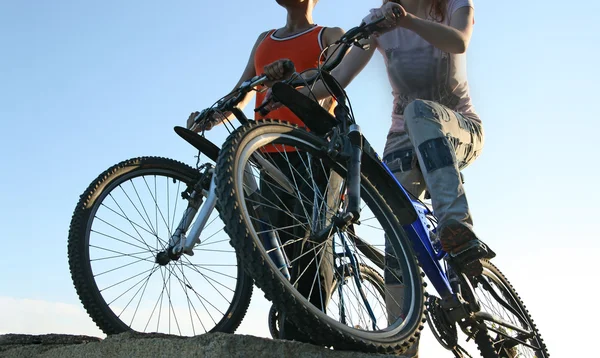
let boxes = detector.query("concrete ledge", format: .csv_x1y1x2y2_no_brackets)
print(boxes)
0,332,401,358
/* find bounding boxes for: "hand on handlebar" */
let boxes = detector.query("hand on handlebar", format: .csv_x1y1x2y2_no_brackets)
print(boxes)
369,2,408,35
186,109,231,132
263,59,296,87
259,88,283,114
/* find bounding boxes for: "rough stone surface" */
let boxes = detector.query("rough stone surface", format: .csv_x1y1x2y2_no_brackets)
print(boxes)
0,332,402,358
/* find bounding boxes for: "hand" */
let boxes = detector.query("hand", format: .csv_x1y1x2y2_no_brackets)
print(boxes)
263,59,296,87
259,88,283,113
186,110,230,132
187,111,202,132
370,2,409,32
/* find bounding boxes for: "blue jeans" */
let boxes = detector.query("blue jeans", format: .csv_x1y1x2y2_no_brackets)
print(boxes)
383,99,484,229
382,99,484,357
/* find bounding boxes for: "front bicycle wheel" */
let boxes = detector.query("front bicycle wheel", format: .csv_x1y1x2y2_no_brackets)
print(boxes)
215,120,425,354
472,260,549,357
68,156,252,336
268,263,386,339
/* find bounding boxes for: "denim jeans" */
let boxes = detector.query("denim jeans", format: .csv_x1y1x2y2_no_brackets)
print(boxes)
382,99,484,357
383,99,484,229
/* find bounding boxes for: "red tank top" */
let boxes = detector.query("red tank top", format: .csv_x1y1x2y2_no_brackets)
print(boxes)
254,25,334,152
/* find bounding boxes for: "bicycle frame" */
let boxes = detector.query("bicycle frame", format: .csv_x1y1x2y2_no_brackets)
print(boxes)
168,17,387,264
372,151,455,299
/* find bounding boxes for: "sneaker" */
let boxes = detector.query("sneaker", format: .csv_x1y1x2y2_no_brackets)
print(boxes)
438,220,495,276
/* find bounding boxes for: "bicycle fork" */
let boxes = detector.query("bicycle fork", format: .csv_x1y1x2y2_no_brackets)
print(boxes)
156,166,215,265
345,123,363,223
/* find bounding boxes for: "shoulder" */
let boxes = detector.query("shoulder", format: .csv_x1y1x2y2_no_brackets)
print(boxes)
256,30,271,43
250,30,272,52
320,27,345,46
448,0,475,13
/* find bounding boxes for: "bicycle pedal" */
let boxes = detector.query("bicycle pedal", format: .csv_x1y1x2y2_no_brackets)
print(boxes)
447,243,489,277
450,240,494,261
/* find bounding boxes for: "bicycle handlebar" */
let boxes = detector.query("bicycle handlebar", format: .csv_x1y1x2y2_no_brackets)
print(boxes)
192,16,385,128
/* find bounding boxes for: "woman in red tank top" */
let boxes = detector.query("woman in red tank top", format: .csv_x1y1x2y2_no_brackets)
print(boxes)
185,0,345,344
186,0,343,131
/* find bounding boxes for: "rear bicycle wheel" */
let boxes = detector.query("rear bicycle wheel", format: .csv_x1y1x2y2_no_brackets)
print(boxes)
68,156,252,336
215,120,425,354
472,260,549,357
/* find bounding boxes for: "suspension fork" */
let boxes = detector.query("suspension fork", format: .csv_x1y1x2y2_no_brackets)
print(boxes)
345,124,363,222
180,174,218,255
167,168,213,257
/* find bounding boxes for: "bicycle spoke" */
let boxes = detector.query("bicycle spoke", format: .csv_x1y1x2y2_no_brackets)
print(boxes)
169,262,218,329
170,264,224,321
107,193,159,252
123,265,157,324
99,203,166,246
101,266,156,294
180,263,238,281
121,181,157,237
195,227,226,247
144,274,166,332
141,176,178,240
196,237,228,248
169,180,182,242
91,226,153,253
106,266,158,306
94,255,154,277
182,256,235,298
90,245,155,264
91,250,150,262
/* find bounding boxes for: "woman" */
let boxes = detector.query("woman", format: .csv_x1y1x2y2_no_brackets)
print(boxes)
264,3,493,355
186,0,344,343
187,0,343,131
264,0,494,273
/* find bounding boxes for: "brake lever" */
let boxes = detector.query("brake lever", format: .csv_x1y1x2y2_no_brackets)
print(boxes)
254,96,273,116
193,108,210,124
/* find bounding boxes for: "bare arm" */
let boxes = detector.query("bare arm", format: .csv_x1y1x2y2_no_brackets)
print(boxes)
187,31,267,130
227,31,269,111
403,7,474,54
372,2,474,54
322,27,346,58
300,36,377,101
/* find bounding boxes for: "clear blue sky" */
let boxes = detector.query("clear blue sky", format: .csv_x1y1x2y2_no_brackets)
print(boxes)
0,0,598,356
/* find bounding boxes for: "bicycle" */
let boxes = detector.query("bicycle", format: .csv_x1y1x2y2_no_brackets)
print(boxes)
209,19,550,357
66,85,263,336
66,25,383,338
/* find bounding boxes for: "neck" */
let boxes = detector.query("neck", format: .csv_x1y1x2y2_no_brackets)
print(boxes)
283,5,314,33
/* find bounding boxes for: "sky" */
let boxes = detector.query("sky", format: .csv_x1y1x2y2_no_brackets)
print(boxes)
0,0,598,356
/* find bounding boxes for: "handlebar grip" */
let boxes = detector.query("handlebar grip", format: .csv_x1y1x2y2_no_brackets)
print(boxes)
258,107,271,116
281,60,295,74
255,100,272,116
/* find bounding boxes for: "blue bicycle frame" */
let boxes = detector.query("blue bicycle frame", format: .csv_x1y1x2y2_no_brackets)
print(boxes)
371,151,455,300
